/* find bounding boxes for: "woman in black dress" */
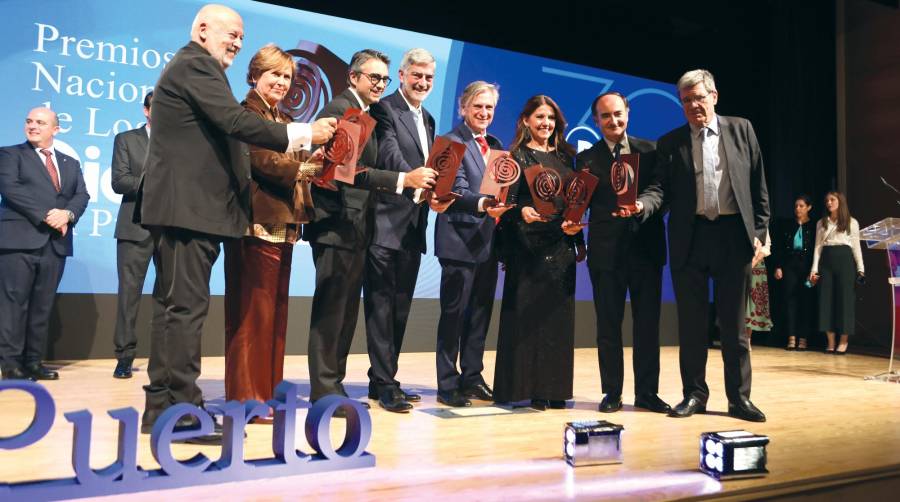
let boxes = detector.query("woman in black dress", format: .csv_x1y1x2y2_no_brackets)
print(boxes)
772,195,816,351
493,95,586,410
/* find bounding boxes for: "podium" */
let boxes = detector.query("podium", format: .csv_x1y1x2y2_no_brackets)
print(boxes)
859,218,900,383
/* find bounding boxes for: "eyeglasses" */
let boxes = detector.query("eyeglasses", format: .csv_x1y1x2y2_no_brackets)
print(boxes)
680,93,711,105
357,72,392,86
407,71,434,82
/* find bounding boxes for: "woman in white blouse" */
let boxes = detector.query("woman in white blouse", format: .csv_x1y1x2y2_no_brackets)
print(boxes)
809,191,865,354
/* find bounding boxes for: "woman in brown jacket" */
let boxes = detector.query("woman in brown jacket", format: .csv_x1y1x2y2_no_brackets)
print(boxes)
223,44,320,419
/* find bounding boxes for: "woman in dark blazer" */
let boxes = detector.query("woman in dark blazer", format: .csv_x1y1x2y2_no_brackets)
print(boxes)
223,45,320,419
772,195,816,350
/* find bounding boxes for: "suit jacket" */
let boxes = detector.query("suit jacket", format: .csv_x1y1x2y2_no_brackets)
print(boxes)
137,41,289,238
242,89,313,224
771,217,815,271
434,123,502,264
576,135,666,270
0,141,88,256
302,88,401,251
369,90,434,253
111,125,150,241
640,115,769,269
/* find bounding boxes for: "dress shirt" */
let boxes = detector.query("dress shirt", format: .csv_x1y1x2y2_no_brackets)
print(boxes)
690,116,738,216
33,145,61,184
465,124,492,213
811,217,864,274
603,134,630,156
399,89,430,159
348,89,405,194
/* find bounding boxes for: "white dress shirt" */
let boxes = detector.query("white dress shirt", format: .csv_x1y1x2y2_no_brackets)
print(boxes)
811,217,864,274
690,116,738,217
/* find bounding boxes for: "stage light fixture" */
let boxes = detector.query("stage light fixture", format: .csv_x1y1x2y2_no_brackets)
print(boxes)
563,420,624,467
699,430,769,480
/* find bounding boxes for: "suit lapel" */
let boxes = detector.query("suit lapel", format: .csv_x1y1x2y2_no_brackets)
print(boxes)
460,125,486,173
423,109,435,150
25,143,58,189
397,107,423,156
678,127,693,175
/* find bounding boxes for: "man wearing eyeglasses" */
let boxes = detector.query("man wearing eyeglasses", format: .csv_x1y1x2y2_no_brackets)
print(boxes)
304,49,437,409
625,69,770,423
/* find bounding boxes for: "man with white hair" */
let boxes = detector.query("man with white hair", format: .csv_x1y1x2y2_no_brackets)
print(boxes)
137,3,336,443
631,69,770,422
364,48,442,413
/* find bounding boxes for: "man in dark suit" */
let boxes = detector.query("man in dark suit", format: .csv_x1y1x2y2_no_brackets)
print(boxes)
434,81,513,407
576,92,670,414
110,92,155,379
364,48,451,413
137,4,336,441
304,49,437,407
633,69,769,422
0,107,89,381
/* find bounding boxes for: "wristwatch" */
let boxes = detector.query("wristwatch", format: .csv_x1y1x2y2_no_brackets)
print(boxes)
66,210,75,223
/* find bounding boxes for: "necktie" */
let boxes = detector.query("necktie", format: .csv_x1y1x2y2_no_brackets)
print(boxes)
40,149,61,192
700,127,718,220
613,142,622,163
475,135,489,156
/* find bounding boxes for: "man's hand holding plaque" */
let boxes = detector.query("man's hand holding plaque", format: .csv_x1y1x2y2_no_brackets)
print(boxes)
315,109,376,190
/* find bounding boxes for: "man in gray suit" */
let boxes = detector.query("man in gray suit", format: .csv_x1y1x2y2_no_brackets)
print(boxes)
631,69,769,422
111,92,155,379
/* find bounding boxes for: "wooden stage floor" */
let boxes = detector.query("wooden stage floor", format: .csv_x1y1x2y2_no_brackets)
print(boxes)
2,347,900,501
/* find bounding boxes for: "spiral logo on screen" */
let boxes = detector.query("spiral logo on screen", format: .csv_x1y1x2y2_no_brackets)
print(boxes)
283,43,350,122
325,128,353,164
565,177,587,206
433,148,460,176
534,169,562,201
611,161,635,195
488,155,521,186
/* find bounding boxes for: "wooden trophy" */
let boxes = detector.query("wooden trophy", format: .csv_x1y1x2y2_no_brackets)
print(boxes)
425,136,466,202
562,169,600,223
612,153,640,211
524,165,565,217
478,150,521,206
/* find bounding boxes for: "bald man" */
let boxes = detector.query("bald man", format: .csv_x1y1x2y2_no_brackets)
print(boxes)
0,107,89,381
137,3,335,443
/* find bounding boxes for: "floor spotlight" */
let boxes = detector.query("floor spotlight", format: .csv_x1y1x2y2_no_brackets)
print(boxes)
699,430,769,480
563,420,624,467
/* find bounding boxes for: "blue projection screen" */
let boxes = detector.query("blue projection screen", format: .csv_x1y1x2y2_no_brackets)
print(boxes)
0,0,684,301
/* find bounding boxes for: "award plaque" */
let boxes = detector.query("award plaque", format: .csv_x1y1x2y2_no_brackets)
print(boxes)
341,108,376,173
563,169,600,223
479,150,521,204
611,153,639,211
318,120,361,189
524,165,565,217
426,136,466,202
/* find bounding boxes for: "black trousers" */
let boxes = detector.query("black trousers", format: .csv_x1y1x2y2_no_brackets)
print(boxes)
780,254,815,340
435,257,497,392
308,243,366,401
114,236,156,361
817,245,856,334
588,256,663,398
671,215,752,405
0,242,65,371
142,227,221,426
363,243,421,393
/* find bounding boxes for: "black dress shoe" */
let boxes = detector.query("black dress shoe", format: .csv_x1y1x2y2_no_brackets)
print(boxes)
634,394,672,414
598,394,623,413
402,389,422,402
437,390,471,408
140,414,227,445
530,399,548,411
460,382,493,401
1,367,34,380
378,388,413,413
728,398,766,422
113,359,133,379
24,363,59,380
668,397,706,418
548,400,567,409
